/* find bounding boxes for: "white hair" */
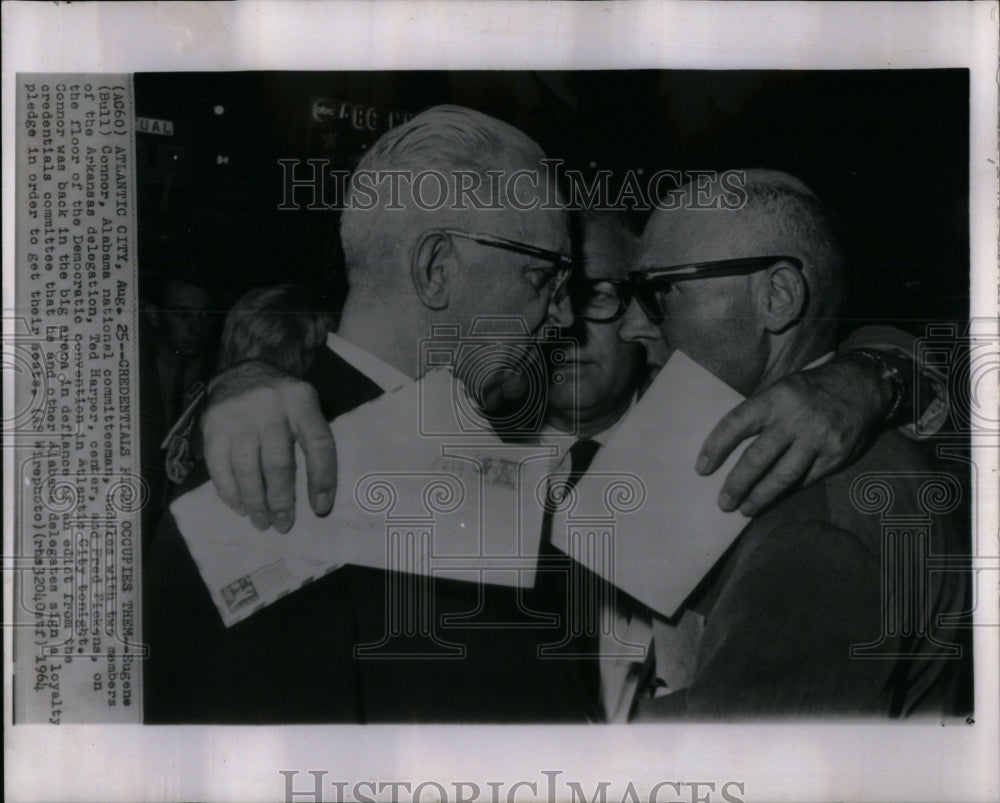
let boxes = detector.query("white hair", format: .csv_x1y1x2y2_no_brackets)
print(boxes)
738,169,849,322
339,105,549,293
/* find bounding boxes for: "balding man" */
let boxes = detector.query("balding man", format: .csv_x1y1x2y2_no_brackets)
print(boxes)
621,171,966,717
144,105,587,723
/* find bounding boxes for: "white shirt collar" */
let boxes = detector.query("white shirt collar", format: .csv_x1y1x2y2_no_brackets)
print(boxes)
539,395,637,450
325,332,411,393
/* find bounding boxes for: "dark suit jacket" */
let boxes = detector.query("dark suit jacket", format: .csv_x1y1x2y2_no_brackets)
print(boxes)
634,429,968,719
144,346,592,723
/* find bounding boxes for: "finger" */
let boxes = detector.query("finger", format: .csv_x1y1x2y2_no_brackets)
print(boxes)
230,432,270,531
717,429,790,511
299,423,336,516
737,445,818,518
259,422,297,533
288,390,337,516
203,428,246,517
697,396,768,475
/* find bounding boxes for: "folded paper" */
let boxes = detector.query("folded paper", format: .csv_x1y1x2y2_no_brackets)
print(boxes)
548,350,749,619
172,369,552,626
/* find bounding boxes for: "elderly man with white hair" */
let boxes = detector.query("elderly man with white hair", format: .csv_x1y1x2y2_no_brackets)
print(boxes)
620,170,966,718
145,105,586,723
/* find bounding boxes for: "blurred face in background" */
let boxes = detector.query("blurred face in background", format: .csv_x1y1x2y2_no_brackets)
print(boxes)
156,278,216,359
545,217,651,435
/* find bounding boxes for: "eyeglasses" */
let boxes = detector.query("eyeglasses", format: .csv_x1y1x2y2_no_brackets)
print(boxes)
627,255,804,325
572,278,632,323
435,228,575,302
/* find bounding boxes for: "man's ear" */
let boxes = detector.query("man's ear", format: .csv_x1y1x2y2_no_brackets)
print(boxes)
757,260,808,333
410,230,453,310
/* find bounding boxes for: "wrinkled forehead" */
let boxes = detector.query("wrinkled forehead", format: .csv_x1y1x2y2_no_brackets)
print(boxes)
638,206,767,268
581,224,637,280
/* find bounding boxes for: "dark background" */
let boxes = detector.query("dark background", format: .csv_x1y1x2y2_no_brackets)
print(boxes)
134,70,969,331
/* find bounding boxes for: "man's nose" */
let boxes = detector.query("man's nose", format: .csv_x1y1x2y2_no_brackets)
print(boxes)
619,298,660,345
547,287,574,329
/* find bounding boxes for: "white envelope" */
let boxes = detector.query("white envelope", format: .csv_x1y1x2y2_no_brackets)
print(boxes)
548,350,749,619
172,368,552,627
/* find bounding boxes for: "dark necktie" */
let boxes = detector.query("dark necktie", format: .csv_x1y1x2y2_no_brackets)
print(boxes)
542,438,601,531
567,438,601,495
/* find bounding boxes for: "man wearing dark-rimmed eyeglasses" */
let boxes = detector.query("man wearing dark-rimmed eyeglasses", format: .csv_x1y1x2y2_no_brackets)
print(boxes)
617,170,966,718
539,209,954,720
145,104,583,724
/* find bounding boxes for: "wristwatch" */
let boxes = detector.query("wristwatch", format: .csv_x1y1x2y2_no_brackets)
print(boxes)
847,347,908,425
